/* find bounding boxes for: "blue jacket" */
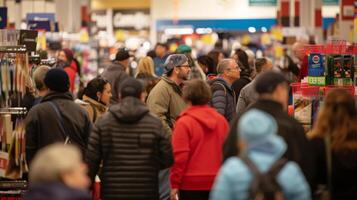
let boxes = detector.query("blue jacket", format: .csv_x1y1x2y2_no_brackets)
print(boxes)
210,137,311,200
154,54,169,76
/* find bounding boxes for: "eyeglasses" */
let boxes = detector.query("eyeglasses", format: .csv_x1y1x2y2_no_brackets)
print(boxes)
226,66,240,71
180,65,191,69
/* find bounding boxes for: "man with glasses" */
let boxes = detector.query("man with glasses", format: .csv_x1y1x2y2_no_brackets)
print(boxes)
209,58,240,122
147,54,190,200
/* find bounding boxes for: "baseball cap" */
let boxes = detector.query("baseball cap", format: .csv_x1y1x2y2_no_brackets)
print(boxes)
163,54,188,74
115,48,131,61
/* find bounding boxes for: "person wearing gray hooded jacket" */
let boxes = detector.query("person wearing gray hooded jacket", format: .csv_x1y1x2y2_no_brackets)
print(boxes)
85,78,173,200
101,48,130,104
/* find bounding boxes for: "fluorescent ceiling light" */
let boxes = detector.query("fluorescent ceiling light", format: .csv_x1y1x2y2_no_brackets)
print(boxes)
196,28,213,34
164,27,194,35
248,27,256,33
261,27,268,32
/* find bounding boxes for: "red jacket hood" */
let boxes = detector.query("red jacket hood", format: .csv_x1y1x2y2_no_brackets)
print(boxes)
178,105,221,131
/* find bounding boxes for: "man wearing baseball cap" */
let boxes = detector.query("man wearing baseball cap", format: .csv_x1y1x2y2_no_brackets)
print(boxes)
101,47,131,104
146,54,191,200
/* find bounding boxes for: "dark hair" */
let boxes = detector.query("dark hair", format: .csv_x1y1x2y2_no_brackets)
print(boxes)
255,58,268,74
183,79,212,105
146,50,156,59
207,50,223,74
155,43,168,50
310,89,357,151
197,55,215,75
83,77,109,101
166,68,174,77
233,49,251,76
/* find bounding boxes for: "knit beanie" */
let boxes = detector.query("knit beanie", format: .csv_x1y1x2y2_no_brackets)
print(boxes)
62,48,74,62
44,68,70,93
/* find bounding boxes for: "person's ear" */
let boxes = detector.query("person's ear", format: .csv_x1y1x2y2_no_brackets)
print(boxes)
140,92,147,103
96,91,102,101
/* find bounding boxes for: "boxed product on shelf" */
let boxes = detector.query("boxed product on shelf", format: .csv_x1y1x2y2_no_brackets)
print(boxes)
308,53,324,76
308,53,326,86
343,55,353,86
326,55,354,86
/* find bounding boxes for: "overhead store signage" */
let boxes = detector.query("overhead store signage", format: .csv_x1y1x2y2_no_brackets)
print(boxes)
19,30,38,52
28,20,51,32
26,13,55,23
0,7,7,29
323,0,339,5
26,13,56,32
113,9,150,30
249,0,277,6
91,10,107,30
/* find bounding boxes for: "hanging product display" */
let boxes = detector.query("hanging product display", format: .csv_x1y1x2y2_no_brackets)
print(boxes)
0,46,30,107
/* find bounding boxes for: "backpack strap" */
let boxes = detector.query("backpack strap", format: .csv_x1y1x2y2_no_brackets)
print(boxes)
211,82,228,111
212,82,227,96
48,101,71,144
266,158,288,178
241,156,261,176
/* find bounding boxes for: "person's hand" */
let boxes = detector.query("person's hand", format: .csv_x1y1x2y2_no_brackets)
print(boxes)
170,188,179,200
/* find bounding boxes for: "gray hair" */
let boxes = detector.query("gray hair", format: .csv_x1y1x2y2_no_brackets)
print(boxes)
33,65,50,90
217,59,235,74
29,144,82,184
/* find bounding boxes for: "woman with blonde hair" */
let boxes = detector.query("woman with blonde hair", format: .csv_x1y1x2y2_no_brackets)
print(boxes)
309,89,357,199
135,56,159,100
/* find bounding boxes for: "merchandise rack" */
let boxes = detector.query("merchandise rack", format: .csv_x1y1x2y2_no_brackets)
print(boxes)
0,44,31,200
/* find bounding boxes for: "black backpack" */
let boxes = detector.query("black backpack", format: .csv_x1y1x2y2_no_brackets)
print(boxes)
242,156,287,200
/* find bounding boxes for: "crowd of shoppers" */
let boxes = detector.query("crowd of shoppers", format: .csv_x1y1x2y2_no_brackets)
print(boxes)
23,43,357,200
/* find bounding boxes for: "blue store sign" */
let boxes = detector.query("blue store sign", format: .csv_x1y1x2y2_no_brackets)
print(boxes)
0,7,7,29
249,0,277,6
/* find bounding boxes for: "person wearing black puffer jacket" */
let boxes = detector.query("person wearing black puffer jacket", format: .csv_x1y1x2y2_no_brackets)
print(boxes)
85,78,173,200
25,69,92,165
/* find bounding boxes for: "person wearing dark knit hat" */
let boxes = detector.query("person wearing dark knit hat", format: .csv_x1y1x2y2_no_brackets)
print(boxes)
57,48,79,93
44,68,70,93
25,68,92,165
85,76,173,200
101,47,131,105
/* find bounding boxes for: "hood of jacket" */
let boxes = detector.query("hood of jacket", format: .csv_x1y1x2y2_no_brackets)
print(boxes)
178,105,220,131
41,91,73,102
109,96,149,123
161,75,182,95
24,183,91,200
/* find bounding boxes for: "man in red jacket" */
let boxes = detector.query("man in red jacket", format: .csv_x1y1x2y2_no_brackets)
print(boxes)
170,79,229,200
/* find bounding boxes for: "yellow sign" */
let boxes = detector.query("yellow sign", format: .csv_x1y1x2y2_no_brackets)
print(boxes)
79,29,89,43
271,27,283,41
241,34,251,45
274,46,283,58
261,33,271,45
37,32,46,50
115,30,126,41
201,34,214,45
